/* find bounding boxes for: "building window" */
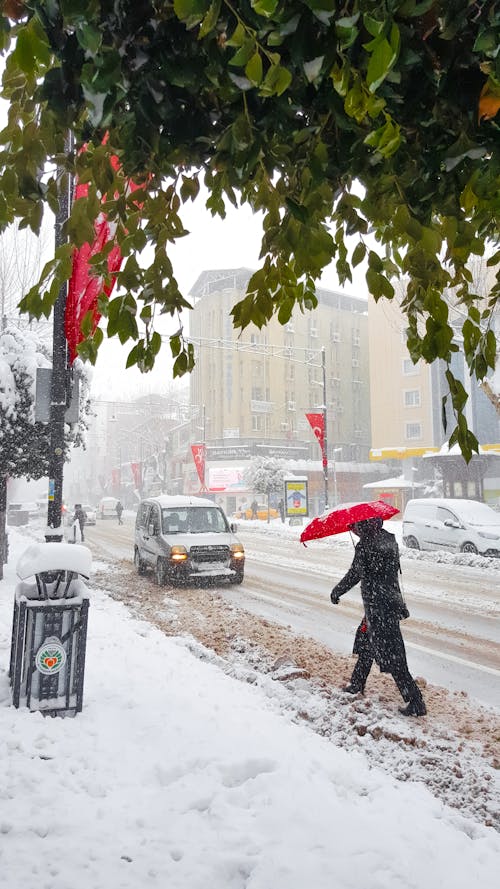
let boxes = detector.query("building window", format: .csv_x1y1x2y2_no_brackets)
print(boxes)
404,389,421,407
252,414,263,431
402,358,419,375
405,422,422,440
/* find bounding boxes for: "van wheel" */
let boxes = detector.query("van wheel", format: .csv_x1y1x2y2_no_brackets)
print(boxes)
405,536,420,550
230,571,244,585
156,558,167,586
134,548,146,576
460,541,477,554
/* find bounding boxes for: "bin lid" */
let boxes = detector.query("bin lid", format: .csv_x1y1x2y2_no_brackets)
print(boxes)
16,543,92,580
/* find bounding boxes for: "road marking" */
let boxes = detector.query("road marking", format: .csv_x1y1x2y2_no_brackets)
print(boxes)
407,640,500,676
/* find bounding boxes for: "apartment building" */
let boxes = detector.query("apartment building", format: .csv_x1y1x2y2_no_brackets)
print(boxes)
188,268,371,462
368,293,500,457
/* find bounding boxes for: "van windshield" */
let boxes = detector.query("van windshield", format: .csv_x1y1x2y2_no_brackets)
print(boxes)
457,502,500,527
161,507,229,534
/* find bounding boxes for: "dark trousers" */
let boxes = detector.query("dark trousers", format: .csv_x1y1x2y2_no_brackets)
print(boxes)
350,651,423,704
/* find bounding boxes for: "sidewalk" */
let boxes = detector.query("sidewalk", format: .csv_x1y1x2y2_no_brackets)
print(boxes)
0,529,499,889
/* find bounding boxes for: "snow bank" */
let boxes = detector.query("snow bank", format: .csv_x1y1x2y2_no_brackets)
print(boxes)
0,531,498,889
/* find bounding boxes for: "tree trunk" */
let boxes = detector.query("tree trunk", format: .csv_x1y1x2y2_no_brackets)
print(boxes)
0,475,7,581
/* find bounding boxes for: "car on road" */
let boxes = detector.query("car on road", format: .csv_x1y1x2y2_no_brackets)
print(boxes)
134,494,245,586
402,497,500,556
83,504,97,525
234,503,279,521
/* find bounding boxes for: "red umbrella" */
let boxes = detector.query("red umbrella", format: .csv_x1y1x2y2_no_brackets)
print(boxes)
300,500,400,545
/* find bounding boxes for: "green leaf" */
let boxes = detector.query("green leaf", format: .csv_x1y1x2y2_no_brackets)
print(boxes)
198,0,221,38
351,242,366,267
366,37,397,92
251,0,279,16
230,39,256,68
173,0,210,29
246,52,263,86
259,64,292,96
363,14,384,37
14,19,50,75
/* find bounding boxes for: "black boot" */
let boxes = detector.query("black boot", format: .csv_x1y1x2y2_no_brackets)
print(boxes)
343,683,364,695
399,695,426,717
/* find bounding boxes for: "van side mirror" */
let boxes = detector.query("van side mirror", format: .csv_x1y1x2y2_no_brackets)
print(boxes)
444,520,460,529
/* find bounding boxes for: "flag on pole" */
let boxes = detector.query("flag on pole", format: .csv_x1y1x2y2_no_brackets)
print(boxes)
64,146,141,364
191,444,207,490
305,412,327,468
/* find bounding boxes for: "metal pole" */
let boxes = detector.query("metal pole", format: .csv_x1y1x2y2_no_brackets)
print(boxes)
46,138,72,542
118,445,122,501
202,404,206,489
321,347,329,509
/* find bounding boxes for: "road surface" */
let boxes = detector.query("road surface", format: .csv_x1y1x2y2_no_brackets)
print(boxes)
85,517,500,708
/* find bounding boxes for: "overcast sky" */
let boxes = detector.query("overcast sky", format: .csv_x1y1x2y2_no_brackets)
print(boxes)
90,193,369,399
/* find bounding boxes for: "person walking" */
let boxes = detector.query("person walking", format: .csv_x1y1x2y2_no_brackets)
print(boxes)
73,504,87,542
115,500,124,525
330,516,426,717
250,499,258,520
278,498,285,523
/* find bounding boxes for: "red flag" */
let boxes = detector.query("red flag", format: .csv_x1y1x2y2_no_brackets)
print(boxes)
191,444,206,489
130,462,141,489
306,412,327,468
65,147,141,364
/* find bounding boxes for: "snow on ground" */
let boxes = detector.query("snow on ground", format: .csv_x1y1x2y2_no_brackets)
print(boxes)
0,527,499,889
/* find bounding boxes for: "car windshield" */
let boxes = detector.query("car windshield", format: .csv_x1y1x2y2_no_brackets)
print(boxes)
161,506,229,534
459,503,500,527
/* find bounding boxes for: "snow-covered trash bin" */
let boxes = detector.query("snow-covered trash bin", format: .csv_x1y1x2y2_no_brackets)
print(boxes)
9,542,91,716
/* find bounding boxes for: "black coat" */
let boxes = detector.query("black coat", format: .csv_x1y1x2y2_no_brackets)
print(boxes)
332,528,410,673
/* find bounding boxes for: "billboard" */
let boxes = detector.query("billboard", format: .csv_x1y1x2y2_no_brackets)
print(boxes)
208,466,247,492
285,479,308,517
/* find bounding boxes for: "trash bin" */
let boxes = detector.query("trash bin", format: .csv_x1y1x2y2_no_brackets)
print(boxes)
9,542,91,716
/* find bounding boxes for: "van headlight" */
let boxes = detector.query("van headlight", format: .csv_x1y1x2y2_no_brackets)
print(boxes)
230,544,245,560
170,545,188,561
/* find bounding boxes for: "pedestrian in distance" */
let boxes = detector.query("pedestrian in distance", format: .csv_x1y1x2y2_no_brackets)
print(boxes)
330,516,426,717
116,500,124,525
278,498,285,523
73,504,87,542
250,499,258,520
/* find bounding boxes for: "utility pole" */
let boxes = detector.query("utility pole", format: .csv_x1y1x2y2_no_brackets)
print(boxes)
46,143,72,542
321,347,329,510
202,404,206,490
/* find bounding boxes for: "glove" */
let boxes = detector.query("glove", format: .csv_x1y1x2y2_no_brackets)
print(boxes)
330,590,340,605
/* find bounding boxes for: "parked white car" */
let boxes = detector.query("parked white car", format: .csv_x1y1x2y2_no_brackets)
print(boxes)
83,505,96,525
402,498,500,557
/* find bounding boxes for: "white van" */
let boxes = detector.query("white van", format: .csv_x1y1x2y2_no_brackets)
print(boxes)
402,498,500,556
134,494,245,585
98,497,118,519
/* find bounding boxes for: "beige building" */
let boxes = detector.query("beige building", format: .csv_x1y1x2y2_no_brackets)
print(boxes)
368,291,500,460
188,268,371,462
368,295,435,459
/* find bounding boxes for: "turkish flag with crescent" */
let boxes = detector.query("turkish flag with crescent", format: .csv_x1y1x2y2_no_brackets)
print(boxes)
305,412,327,469
65,147,141,364
191,444,206,488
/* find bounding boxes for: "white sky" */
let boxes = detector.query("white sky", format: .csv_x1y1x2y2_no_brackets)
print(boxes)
90,195,369,399
1,525,499,888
